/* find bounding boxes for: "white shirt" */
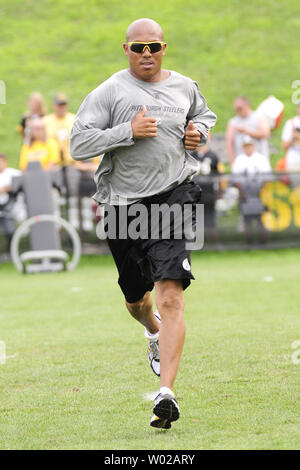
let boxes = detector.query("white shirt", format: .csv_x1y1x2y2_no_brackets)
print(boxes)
229,112,270,159
281,116,300,171
285,147,300,171
0,167,21,205
231,151,272,175
281,116,300,142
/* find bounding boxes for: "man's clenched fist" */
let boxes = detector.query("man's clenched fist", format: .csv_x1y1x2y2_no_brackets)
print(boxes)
184,120,201,150
131,105,158,138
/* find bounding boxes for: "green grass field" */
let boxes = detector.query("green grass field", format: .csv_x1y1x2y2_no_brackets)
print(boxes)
1,0,300,451
1,0,300,167
1,249,300,450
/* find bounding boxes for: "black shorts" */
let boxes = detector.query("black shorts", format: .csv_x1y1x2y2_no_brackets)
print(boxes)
105,181,202,303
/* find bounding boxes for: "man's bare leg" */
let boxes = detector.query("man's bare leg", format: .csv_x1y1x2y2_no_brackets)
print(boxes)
126,291,160,334
154,280,185,390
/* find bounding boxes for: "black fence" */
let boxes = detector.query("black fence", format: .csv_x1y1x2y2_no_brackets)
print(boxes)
195,172,300,249
1,171,300,258
61,170,300,251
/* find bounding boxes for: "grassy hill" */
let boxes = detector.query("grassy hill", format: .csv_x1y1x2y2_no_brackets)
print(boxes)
0,0,300,167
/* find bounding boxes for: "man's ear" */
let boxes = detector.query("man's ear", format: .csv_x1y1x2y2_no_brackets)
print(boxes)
123,43,129,56
162,43,167,56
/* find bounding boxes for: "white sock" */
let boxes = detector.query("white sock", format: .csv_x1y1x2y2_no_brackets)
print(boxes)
160,386,174,397
144,329,159,341
144,310,161,340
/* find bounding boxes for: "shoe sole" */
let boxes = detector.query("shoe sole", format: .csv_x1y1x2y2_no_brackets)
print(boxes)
150,416,172,429
150,398,180,429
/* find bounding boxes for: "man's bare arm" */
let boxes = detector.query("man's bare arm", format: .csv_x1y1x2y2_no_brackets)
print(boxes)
235,115,270,139
226,122,235,166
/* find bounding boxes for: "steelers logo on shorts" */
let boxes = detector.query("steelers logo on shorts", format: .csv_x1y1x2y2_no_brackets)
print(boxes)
182,258,191,271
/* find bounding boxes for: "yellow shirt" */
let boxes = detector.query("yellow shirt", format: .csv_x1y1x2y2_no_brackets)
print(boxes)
43,112,75,166
19,139,60,171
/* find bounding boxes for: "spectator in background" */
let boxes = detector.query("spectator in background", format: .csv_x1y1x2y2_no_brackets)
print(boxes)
190,140,224,244
281,103,300,172
43,93,79,227
19,118,60,171
43,93,75,167
0,154,21,256
17,92,47,142
226,96,270,166
232,136,271,245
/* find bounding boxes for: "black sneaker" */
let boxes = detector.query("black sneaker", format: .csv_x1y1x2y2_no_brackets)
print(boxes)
150,391,180,429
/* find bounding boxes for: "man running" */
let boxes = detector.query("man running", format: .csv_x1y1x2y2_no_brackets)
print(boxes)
70,18,217,429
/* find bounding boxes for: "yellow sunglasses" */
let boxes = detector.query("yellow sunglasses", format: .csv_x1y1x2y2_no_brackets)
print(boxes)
127,41,165,53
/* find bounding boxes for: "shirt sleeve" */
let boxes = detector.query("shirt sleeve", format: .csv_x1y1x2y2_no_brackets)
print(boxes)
19,115,27,132
47,139,61,166
260,155,272,172
186,81,217,144
231,156,243,174
281,119,292,142
19,145,28,171
207,151,219,172
70,85,134,160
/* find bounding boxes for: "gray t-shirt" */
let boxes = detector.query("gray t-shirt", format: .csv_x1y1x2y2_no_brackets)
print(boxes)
229,111,269,159
70,69,217,205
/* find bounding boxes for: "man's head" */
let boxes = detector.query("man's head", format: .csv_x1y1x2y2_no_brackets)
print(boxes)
242,136,255,156
28,92,47,116
123,18,166,82
0,153,7,172
53,92,68,118
234,96,252,118
30,118,46,142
